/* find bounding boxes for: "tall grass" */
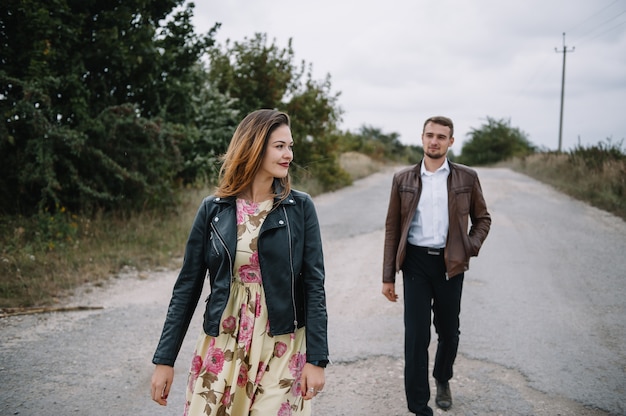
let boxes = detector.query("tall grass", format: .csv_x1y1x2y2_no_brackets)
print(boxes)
339,152,386,181
502,142,626,220
0,187,210,308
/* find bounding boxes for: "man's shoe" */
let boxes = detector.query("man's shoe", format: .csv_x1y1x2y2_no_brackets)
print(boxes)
435,380,452,410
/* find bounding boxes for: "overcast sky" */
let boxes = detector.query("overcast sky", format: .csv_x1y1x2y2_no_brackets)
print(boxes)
189,0,626,152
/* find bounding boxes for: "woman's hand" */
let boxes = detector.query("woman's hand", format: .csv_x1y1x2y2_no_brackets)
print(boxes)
151,364,174,406
300,362,325,400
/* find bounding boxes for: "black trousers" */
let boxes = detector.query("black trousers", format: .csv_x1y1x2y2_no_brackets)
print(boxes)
402,244,464,415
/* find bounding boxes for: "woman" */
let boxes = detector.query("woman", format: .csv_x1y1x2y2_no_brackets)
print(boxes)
151,109,329,415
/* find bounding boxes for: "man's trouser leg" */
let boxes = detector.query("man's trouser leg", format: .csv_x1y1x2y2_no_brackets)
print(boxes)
402,245,444,415
432,271,464,383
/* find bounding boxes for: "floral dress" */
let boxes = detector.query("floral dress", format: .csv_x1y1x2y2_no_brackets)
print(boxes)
184,198,310,416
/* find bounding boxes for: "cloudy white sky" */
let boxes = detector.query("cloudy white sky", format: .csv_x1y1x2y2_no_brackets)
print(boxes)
189,0,626,152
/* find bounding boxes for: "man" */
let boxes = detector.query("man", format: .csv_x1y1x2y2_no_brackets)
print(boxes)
381,116,491,415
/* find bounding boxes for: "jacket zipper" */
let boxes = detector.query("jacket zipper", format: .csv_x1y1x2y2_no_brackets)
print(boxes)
282,205,298,332
210,218,233,299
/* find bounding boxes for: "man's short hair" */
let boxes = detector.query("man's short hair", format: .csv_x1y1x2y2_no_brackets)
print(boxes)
423,116,454,138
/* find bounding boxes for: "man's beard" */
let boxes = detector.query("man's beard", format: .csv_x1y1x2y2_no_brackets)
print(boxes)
425,150,446,159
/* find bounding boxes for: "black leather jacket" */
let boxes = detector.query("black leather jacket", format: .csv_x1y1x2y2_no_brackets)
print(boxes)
152,189,329,367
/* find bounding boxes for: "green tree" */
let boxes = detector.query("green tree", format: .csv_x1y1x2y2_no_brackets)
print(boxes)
208,33,298,116
1,0,227,214
208,33,349,189
339,125,423,164
459,117,535,165
357,126,403,160
176,65,240,185
285,69,348,188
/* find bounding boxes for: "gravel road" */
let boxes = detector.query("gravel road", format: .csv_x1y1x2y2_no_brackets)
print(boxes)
1,167,624,416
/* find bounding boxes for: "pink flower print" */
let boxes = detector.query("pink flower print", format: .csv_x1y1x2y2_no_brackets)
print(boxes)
255,292,262,317
239,265,261,283
222,315,236,335
190,353,203,376
288,352,307,397
250,250,259,265
237,364,249,388
188,352,203,391
204,339,225,374
236,199,258,224
255,361,267,384
239,251,262,283
238,312,254,350
274,341,287,358
278,401,293,416
288,352,306,377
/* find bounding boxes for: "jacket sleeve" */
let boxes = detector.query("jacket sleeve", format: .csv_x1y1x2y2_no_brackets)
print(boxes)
468,176,491,256
382,173,401,283
300,195,329,364
152,199,209,367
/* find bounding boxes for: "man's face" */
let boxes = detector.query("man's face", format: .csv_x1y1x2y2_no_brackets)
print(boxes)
422,122,454,160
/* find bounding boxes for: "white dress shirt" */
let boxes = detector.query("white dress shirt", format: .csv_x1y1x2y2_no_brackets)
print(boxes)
407,159,450,248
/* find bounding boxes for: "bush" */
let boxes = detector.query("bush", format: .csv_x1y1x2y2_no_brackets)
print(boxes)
459,117,535,165
1,98,183,215
339,126,424,165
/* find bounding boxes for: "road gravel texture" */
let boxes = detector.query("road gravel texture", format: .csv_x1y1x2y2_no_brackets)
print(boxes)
1,167,624,416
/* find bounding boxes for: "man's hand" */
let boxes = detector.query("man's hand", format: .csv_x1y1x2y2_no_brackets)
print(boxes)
382,282,398,302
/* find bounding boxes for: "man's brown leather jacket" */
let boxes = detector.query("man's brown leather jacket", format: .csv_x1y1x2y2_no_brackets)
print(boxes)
383,161,491,282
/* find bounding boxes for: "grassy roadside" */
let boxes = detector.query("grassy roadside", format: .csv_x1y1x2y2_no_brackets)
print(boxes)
1,150,622,308
0,187,205,308
500,151,625,221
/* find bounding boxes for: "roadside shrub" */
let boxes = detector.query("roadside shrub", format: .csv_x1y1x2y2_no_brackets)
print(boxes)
459,117,535,165
1,98,183,216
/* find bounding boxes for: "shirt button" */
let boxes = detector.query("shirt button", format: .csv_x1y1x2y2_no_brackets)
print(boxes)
279,220,284,225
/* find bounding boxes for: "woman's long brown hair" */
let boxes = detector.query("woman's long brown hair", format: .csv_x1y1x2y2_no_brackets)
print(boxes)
215,109,291,202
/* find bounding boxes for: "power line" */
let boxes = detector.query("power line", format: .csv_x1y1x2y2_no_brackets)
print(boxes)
576,17,626,46
567,0,620,33
569,1,626,45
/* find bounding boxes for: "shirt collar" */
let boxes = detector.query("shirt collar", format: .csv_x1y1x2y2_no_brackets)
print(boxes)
420,158,450,176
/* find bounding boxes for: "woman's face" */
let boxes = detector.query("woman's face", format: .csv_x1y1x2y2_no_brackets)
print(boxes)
258,124,294,180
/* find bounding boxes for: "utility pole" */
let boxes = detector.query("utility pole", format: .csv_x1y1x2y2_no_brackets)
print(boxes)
555,32,574,152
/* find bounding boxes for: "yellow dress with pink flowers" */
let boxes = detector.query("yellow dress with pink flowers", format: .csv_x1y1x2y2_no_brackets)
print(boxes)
184,198,309,416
